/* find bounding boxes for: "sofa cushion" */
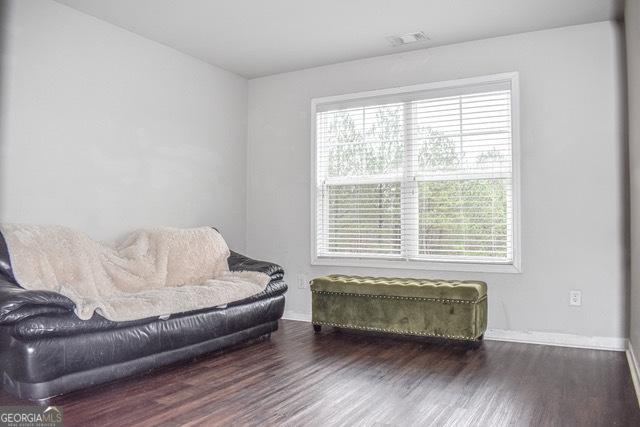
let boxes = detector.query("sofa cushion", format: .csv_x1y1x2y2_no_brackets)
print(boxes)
11,279,287,340
310,275,486,302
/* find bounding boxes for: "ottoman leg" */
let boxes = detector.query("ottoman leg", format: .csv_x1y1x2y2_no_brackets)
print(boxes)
313,324,322,333
468,335,484,349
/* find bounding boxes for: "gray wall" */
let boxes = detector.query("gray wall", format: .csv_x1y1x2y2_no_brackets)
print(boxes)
247,22,628,340
0,0,248,248
627,0,640,352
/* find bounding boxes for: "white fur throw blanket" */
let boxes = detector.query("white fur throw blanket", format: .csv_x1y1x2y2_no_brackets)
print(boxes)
0,224,270,321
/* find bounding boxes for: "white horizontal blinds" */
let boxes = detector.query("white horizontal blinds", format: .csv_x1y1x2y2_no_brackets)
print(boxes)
324,183,402,256
316,102,404,257
412,88,513,261
315,81,513,262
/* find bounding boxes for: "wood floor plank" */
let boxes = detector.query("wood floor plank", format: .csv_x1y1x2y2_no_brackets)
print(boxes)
1,320,638,426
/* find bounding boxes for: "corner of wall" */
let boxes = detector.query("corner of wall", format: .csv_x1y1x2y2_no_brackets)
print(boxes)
627,339,640,407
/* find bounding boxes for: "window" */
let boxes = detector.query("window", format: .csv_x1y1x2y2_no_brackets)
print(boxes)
311,73,520,272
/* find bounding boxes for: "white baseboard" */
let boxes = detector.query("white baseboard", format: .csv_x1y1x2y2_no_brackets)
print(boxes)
283,311,311,322
282,311,626,351
627,342,640,407
484,329,626,351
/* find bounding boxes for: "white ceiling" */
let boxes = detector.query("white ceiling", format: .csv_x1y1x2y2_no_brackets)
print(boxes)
54,0,623,79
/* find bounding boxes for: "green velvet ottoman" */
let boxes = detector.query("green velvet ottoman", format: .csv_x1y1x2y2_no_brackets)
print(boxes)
310,275,487,341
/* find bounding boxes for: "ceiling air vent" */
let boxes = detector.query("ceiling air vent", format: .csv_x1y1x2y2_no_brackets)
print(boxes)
386,31,428,47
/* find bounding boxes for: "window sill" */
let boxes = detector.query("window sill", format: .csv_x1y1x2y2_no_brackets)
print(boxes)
311,256,521,274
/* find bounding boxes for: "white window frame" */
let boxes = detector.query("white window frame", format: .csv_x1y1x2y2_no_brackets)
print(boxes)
310,72,522,274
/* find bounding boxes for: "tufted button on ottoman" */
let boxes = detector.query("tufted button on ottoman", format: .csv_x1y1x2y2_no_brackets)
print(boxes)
310,275,487,342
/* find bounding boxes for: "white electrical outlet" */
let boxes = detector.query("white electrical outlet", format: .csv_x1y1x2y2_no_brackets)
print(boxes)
569,290,582,306
297,274,307,290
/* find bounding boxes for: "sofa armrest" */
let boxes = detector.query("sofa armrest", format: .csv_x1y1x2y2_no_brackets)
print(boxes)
0,277,75,325
227,251,284,281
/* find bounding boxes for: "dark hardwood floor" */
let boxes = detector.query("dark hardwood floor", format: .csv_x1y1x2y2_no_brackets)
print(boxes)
1,320,639,426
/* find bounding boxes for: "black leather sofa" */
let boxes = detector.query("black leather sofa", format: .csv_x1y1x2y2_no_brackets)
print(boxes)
0,232,286,401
